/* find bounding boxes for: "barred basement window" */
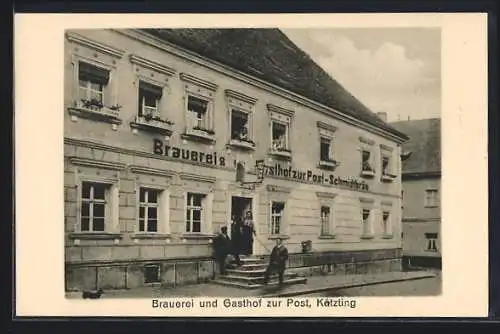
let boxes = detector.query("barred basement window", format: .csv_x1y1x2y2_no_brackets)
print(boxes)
270,201,285,235
138,188,161,233
144,264,161,283
80,181,109,232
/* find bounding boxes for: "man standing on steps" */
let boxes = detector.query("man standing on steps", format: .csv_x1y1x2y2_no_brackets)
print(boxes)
263,238,289,286
213,226,232,275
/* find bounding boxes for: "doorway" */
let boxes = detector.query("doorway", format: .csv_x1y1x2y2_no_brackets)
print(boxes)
231,196,253,254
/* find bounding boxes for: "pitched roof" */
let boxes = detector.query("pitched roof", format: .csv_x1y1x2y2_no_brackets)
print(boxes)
390,118,441,175
141,28,408,140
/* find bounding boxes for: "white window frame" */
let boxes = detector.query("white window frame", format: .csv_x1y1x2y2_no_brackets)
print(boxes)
359,197,375,238
267,104,294,155
138,187,162,233
270,201,285,236
425,189,439,208
271,120,290,151
76,177,119,234
138,79,164,119
382,210,392,236
359,137,376,175
317,121,338,163
230,108,252,141
78,77,105,103
320,137,333,162
185,192,209,234
225,89,257,145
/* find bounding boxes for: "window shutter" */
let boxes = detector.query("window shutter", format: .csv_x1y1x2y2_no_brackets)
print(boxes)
139,81,163,96
79,62,109,84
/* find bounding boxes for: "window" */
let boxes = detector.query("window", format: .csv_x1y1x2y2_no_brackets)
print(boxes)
320,206,331,236
78,61,109,107
138,188,161,233
186,193,205,233
382,211,391,235
144,264,161,283
271,121,289,151
187,95,211,131
425,233,438,252
362,150,373,172
320,137,332,162
231,109,250,141
425,189,439,207
362,208,371,236
382,156,390,175
80,181,109,232
270,201,285,235
138,81,162,118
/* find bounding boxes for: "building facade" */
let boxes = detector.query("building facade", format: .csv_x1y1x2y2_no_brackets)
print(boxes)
391,118,441,269
64,28,409,291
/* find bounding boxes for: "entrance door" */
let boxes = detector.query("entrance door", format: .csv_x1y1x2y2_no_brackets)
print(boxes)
231,196,253,255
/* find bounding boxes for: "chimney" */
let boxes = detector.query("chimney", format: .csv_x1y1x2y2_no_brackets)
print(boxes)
377,112,387,122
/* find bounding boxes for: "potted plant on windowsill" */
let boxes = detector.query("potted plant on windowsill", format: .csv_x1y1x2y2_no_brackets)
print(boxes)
81,98,104,110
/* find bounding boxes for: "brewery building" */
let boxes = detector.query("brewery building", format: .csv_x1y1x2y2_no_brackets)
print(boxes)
64,28,409,290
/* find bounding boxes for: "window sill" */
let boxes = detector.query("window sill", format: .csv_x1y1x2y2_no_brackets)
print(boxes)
69,232,123,240
360,170,376,178
318,234,336,239
424,205,439,208
228,138,256,151
181,233,216,240
68,105,122,125
268,235,290,240
130,116,173,136
318,160,339,170
131,233,172,240
381,174,397,182
182,129,216,144
269,149,292,160
360,234,375,240
382,234,394,239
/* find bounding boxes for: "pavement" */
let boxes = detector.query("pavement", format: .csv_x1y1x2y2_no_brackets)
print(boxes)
66,270,439,299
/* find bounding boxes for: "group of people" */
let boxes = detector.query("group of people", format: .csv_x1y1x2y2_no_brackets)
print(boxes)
212,211,289,285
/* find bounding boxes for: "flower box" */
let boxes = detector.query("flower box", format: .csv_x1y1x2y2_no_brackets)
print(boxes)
68,99,122,124
269,148,292,160
318,159,340,170
183,127,216,144
381,173,397,182
130,115,174,136
229,138,256,150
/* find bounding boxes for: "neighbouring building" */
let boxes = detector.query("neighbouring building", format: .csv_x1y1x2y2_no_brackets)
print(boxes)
64,28,409,291
391,118,441,269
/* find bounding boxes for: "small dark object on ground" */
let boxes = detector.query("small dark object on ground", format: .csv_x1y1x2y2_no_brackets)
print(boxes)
82,288,104,299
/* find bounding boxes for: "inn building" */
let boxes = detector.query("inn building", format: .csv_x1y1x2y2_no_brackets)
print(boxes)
64,28,409,291
391,118,442,269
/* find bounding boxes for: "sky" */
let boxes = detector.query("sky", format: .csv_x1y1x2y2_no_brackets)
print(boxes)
282,28,441,122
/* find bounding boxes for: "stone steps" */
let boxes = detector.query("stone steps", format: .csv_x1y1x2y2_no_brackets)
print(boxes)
212,255,307,290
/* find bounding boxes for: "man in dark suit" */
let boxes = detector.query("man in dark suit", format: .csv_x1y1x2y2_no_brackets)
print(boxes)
213,226,232,275
263,238,289,286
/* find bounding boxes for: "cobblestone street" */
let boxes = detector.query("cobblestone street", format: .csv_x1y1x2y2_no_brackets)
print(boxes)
66,269,440,299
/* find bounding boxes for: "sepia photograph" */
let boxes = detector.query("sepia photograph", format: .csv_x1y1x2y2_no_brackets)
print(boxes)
63,27,441,299
14,13,488,317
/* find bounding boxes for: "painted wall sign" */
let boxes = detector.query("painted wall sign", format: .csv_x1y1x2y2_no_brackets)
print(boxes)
153,139,226,166
264,163,369,191
152,139,368,191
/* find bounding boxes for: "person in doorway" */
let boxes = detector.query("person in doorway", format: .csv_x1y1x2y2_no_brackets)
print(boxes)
212,226,232,275
242,211,256,255
263,238,289,286
230,214,243,266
